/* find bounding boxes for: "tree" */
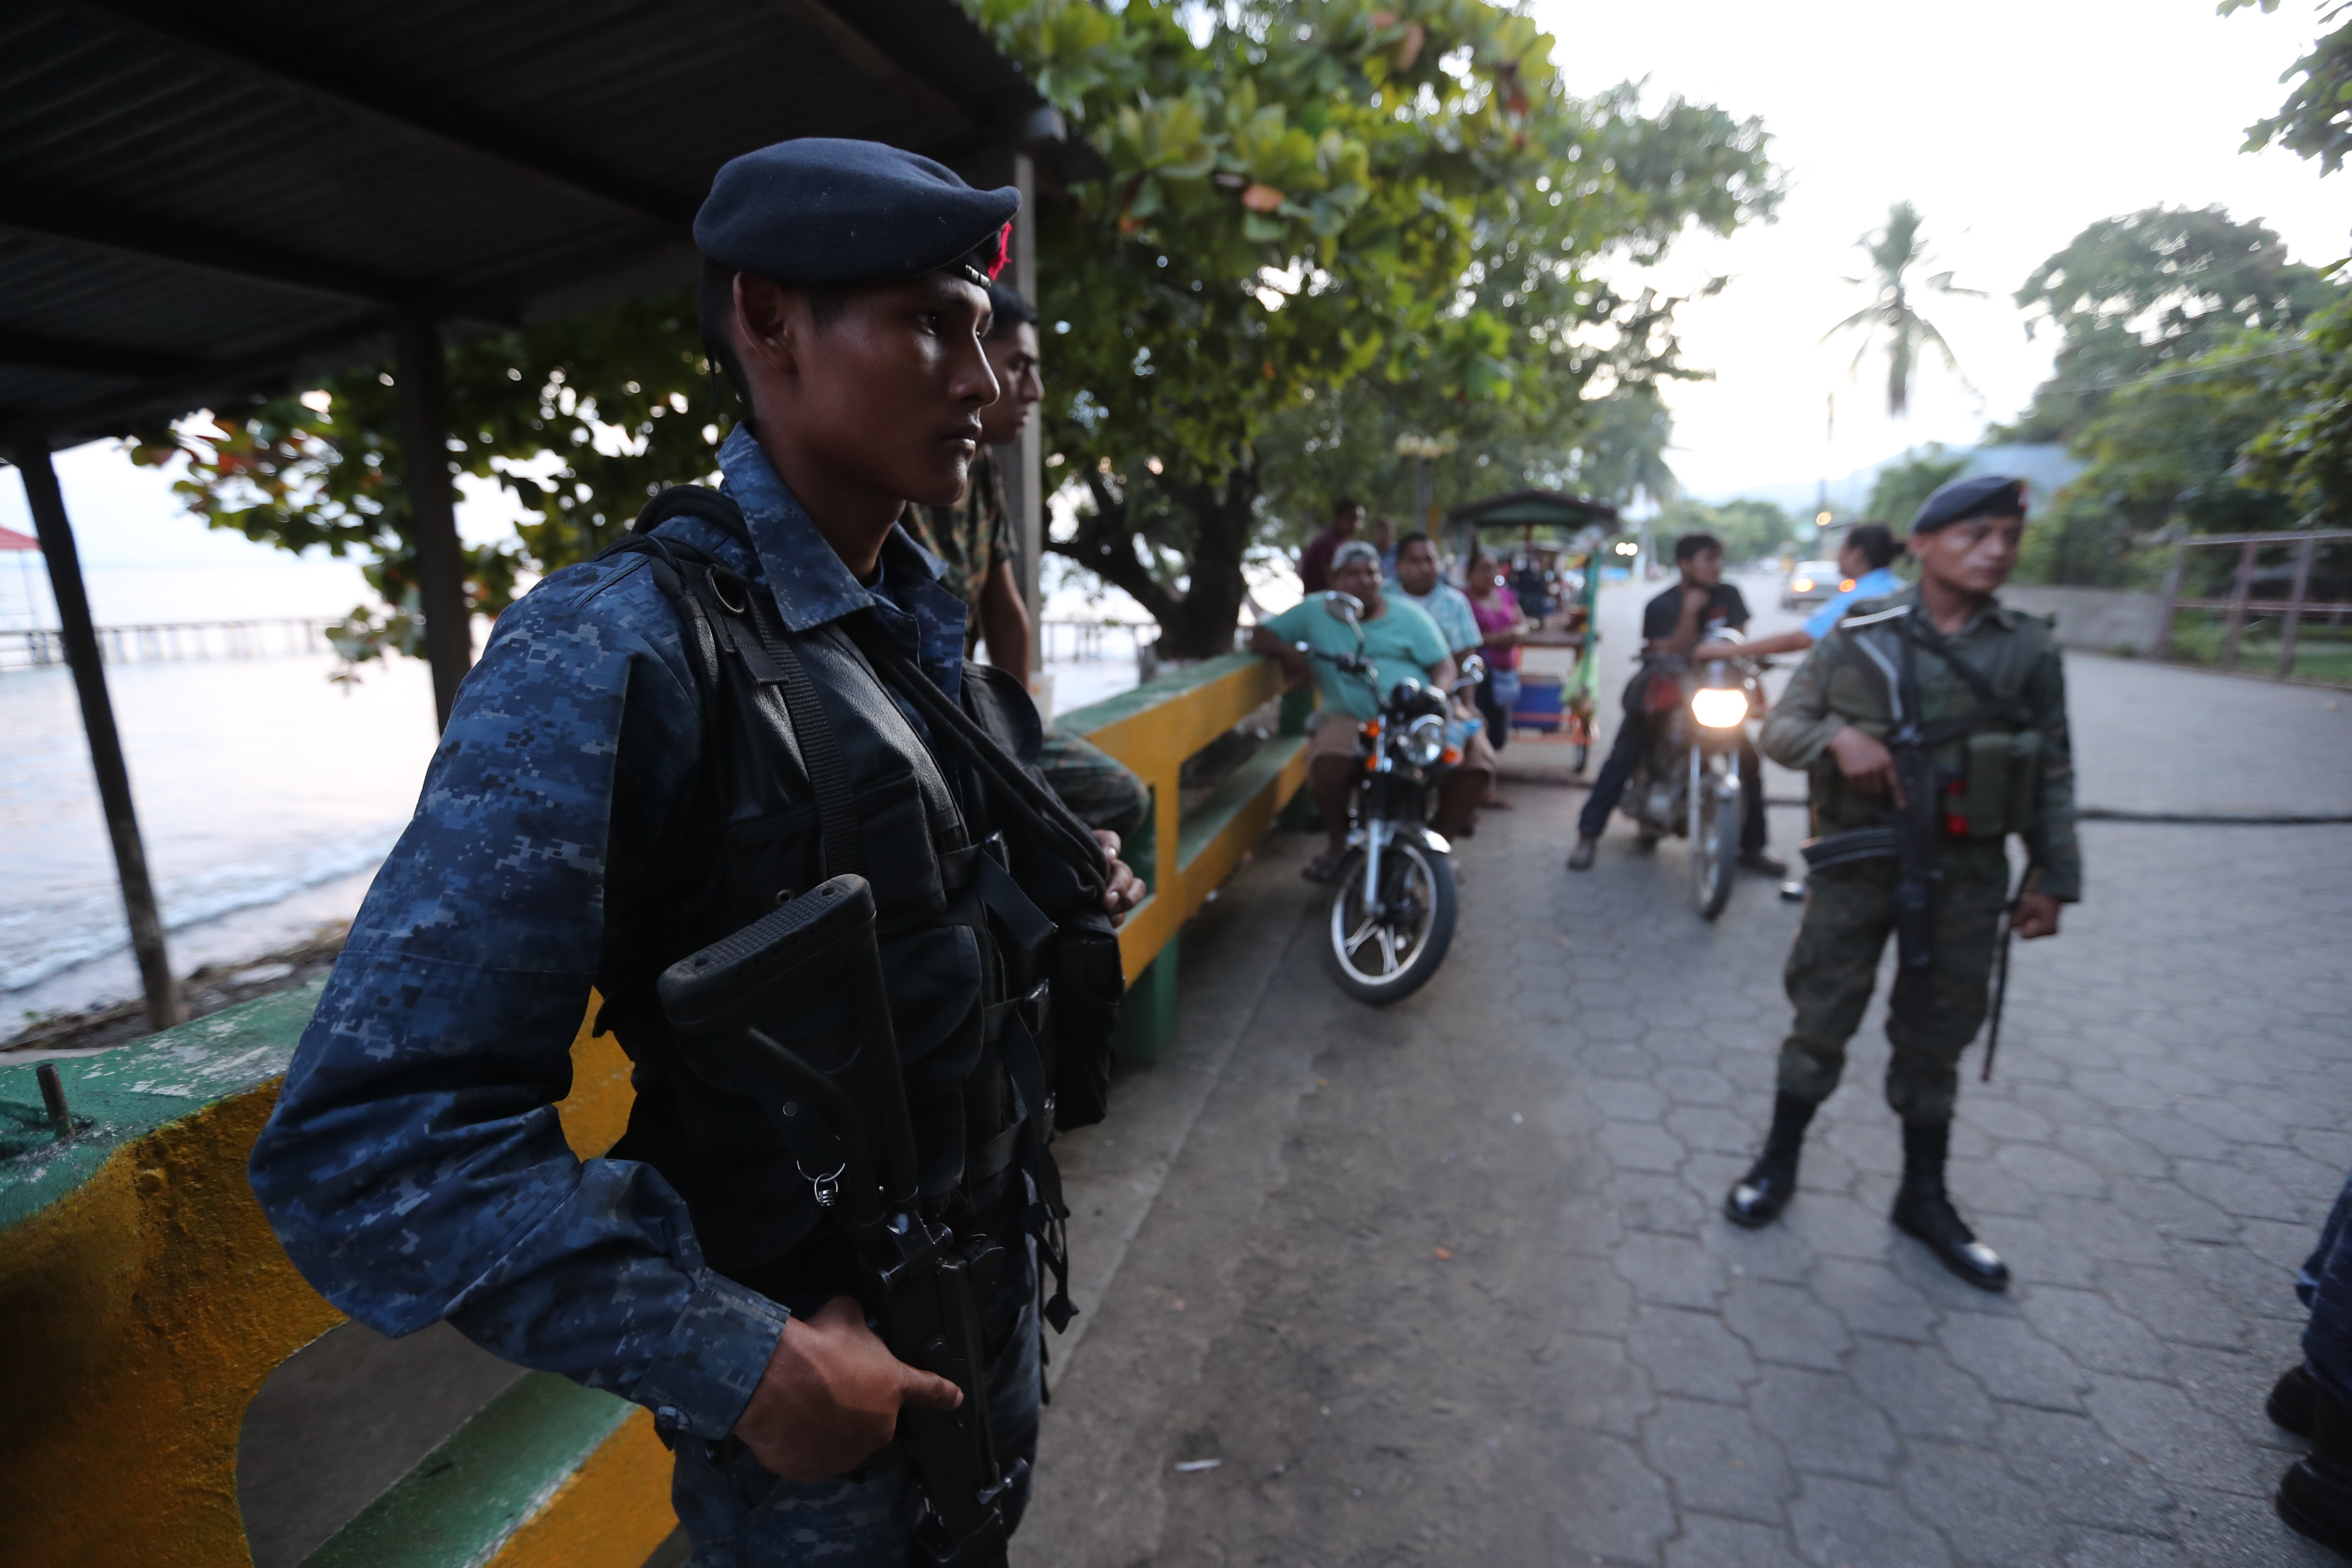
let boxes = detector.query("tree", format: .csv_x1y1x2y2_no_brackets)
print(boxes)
978,0,1778,655
1821,202,1982,418
1996,205,2336,443
1867,445,1968,533
132,293,725,673
2220,0,2352,528
2226,0,2352,173
2018,329,2305,585
1657,495,1794,564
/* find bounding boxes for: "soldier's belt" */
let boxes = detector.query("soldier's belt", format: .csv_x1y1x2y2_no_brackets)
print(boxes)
1799,827,1899,871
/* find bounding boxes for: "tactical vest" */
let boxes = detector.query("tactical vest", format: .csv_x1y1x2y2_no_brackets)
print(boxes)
594,495,1112,1314
1810,601,2050,842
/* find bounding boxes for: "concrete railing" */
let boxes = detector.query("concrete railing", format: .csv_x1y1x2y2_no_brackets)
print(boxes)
0,652,1302,1566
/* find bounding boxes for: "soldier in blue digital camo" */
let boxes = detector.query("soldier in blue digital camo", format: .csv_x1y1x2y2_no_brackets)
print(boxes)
247,139,1141,1567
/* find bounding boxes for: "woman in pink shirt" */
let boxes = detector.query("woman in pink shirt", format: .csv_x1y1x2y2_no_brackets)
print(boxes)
1464,546,1528,750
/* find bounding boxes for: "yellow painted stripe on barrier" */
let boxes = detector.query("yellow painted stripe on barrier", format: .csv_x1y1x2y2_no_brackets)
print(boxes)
0,1004,646,1568
481,1407,677,1568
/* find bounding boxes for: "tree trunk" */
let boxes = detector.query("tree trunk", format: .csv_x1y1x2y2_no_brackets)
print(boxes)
1049,454,1262,661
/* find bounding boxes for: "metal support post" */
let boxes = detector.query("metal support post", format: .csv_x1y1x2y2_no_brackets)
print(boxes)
2280,534,2317,680
2152,541,2185,658
393,314,474,729
2220,539,2257,668
1008,152,1043,678
11,444,186,1031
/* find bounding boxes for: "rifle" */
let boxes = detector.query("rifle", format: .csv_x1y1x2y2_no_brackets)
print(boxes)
1979,861,2031,1082
660,875,1024,1568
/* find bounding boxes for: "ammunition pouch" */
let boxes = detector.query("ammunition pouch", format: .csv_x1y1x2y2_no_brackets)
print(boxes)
1953,728,2043,840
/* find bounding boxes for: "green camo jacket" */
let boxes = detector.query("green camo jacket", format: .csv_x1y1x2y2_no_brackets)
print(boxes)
1759,584,2082,901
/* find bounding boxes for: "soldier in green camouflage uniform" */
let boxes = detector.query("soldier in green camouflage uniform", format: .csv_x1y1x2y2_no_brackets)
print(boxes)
1724,475,2081,1292
903,282,1151,841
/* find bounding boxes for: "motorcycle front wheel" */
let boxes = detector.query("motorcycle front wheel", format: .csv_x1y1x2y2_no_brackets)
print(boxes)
1323,838,1458,1005
1689,753,1740,921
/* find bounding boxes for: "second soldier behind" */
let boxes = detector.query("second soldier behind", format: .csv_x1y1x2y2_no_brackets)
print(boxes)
1723,475,2081,1291
902,280,1151,842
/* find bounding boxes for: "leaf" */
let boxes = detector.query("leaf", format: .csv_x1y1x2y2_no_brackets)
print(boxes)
1242,182,1287,212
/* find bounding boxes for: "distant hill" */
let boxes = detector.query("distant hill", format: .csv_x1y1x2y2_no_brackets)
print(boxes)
1690,442,2083,520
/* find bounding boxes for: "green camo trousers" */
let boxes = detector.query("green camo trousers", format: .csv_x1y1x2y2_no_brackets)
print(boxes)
1039,723,1151,840
1778,846,2011,1124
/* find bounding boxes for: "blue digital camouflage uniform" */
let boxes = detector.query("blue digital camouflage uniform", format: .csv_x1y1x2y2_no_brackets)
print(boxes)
246,424,1031,1565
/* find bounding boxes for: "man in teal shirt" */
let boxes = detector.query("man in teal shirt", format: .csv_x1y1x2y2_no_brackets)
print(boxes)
1250,542,1496,879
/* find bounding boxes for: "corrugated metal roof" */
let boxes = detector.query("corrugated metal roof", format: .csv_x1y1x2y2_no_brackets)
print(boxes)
0,0,1063,446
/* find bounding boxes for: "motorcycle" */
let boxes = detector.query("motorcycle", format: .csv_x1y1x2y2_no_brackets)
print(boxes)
1295,591,1482,1004
1619,631,1768,920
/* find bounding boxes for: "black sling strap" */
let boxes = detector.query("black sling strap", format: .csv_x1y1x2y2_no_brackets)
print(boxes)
838,613,1110,903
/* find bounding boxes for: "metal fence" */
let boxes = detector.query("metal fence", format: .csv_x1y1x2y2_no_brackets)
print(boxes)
2153,530,2352,677
1040,617,1151,664
0,618,338,674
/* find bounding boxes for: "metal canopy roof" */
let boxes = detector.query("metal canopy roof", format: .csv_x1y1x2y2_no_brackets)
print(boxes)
1,0,1065,448
1447,488,1622,530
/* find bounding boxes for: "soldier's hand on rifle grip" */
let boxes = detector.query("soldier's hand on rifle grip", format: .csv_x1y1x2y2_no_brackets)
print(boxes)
2012,892,2061,940
1096,830,1145,923
1827,725,1905,807
732,1295,963,1482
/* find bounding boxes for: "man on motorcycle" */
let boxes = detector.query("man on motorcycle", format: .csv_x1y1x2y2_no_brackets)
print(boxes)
1250,542,1497,882
1722,475,2080,1292
1567,532,1783,875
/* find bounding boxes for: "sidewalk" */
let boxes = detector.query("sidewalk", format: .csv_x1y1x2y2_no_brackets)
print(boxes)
1014,646,2352,1567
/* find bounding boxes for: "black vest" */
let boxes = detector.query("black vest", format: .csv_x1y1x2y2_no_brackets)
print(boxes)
600,541,1045,1277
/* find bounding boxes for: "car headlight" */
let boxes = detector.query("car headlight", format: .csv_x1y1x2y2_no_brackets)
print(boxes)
1791,577,1813,592
1398,713,1447,766
1690,687,1750,729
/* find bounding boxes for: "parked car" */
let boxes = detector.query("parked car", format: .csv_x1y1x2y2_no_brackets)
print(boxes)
1780,560,1846,611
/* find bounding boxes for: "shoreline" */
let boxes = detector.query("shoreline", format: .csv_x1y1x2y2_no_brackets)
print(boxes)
2,922,347,1058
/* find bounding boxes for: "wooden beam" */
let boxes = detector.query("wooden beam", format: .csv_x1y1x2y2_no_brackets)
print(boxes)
393,316,474,729
9,444,187,1031
64,0,690,230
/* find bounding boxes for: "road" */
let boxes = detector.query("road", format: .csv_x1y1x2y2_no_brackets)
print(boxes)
1014,574,2352,1568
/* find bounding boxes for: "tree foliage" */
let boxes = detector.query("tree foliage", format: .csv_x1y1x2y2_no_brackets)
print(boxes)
1657,495,1795,565
2021,330,2311,585
2225,0,2352,173
1821,202,1981,418
132,293,726,671
1996,205,2336,444
974,0,1779,653
1867,445,1969,532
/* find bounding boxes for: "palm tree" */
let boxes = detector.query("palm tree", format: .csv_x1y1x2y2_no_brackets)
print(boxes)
1822,202,1984,416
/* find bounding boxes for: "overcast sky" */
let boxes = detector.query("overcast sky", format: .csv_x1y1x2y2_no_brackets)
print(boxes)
10,1,2350,593
1540,0,2352,504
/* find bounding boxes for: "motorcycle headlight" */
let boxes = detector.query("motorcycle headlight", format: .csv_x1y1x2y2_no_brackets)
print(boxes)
1690,686,1750,729
1398,713,1447,766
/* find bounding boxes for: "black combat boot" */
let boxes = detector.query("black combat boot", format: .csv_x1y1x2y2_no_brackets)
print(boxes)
1724,1092,1818,1228
2273,1363,2319,1439
2278,1371,2352,1559
1890,1120,2011,1291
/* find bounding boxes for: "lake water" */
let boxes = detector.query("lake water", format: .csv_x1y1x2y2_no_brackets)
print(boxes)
2,616,1140,1027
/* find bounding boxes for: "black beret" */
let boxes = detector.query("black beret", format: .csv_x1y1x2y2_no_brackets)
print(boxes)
1911,474,2027,534
694,138,1019,287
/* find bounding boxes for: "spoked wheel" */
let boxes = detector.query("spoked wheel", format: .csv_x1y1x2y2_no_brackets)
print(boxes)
1689,751,1740,920
1323,838,1458,1004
